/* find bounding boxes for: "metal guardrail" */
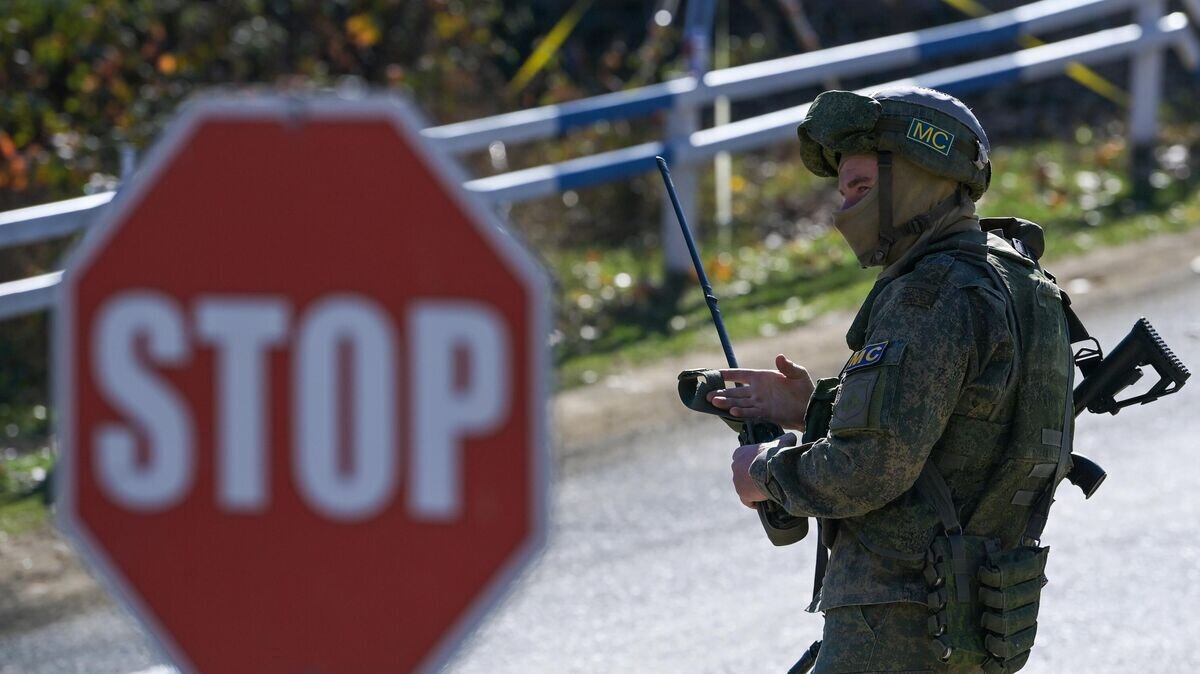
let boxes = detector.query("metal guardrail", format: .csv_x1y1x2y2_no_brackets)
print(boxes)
1,0,1197,320
0,272,63,322
689,12,1198,159
423,0,1146,154
0,192,115,249
465,13,1198,199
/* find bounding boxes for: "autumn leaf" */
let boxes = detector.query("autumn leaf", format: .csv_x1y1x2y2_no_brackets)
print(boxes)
345,14,381,49
157,53,177,74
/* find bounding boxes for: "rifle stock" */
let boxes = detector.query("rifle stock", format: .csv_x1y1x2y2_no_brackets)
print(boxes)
1073,317,1190,416
1064,317,1189,499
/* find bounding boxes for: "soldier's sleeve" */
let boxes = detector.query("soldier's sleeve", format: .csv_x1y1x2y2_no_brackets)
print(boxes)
748,270,978,519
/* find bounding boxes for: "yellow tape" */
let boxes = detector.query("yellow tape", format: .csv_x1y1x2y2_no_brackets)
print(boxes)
1064,62,1130,106
942,0,991,17
507,0,595,94
939,0,1128,107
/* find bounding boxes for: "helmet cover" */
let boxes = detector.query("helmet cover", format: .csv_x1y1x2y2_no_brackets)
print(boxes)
797,86,992,199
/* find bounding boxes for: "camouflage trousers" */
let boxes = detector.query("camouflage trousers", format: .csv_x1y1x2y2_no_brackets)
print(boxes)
811,602,985,674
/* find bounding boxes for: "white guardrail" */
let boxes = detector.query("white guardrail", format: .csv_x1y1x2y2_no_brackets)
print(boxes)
1,0,1197,321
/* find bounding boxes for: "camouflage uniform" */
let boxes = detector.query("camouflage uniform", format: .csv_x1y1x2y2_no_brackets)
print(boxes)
751,227,1038,672
818,602,972,673
743,88,1074,674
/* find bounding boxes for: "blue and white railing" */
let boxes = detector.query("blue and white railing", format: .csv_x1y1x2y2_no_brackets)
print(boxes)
0,0,1196,319
459,12,1198,199
426,0,1154,155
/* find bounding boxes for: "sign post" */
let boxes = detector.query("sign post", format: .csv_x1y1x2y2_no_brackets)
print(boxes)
56,95,549,674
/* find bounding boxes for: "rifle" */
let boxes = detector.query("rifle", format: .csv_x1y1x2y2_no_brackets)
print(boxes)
1073,317,1189,415
657,156,809,547
1064,317,1190,497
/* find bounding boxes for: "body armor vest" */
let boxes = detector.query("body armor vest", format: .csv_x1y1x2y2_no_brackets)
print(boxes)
828,228,1073,562
819,224,1074,672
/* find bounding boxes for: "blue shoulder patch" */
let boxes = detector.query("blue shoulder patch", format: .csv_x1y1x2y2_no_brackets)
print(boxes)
844,341,889,373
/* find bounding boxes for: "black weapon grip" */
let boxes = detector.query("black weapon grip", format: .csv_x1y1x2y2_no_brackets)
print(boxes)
1074,317,1190,415
1064,452,1106,499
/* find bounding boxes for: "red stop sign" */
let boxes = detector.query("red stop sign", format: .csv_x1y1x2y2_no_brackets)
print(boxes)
56,96,549,674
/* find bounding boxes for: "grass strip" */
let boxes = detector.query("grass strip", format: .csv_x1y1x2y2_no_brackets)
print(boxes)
552,134,1200,387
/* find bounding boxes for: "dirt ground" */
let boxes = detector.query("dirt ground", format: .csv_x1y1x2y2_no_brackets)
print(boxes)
2,226,1198,638
0,523,111,634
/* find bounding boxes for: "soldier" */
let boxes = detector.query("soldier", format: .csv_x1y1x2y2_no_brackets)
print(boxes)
710,87,1074,673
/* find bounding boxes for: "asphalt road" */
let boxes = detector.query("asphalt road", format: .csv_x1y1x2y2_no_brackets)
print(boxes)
2,265,1198,674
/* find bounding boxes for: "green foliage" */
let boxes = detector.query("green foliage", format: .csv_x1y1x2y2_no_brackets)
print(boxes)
0,446,52,536
0,3,696,433
0,496,47,536
0,447,51,499
0,0,535,210
0,1,595,442
0,442,53,535
978,129,1199,246
552,129,1200,387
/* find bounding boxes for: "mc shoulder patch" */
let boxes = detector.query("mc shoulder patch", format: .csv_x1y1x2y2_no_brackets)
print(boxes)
906,118,955,156
844,341,889,373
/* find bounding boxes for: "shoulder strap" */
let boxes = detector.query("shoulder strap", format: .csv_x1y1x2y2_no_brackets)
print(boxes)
916,463,962,535
1059,289,1091,345
980,216,1047,260
915,464,974,602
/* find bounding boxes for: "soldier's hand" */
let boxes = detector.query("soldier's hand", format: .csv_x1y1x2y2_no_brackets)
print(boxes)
731,443,770,508
730,433,797,507
707,354,815,430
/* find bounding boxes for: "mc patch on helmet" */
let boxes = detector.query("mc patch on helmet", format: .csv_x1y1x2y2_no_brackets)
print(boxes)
906,118,955,156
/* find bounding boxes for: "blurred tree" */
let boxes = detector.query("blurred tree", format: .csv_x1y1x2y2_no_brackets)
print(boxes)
0,0,537,431
0,0,540,213
0,0,686,430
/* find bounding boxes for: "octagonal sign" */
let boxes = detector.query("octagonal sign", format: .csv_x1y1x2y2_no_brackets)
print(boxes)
56,95,549,674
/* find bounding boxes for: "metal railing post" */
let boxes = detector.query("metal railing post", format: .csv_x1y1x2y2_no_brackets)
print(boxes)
120,143,138,180
662,0,715,277
1129,0,1165,201
662,97,700,277
714,0,733,251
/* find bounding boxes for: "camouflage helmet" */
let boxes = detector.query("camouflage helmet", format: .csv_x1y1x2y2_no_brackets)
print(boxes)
796,86,991,200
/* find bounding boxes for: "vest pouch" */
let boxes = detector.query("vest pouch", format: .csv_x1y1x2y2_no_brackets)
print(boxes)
923,534,992,667
802,376,840,443
979,545,1048,588
976,545,1048,673
980,602,1038,635
979,576,1042,611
